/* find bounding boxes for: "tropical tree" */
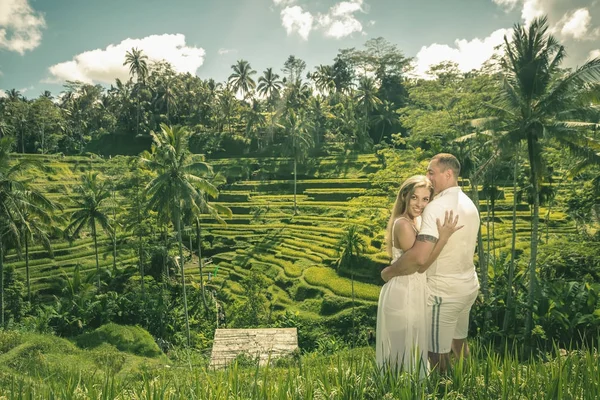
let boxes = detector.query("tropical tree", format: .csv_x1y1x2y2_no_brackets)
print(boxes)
494,16,600,338
20,201,61,302
257,67,283,102
373,100,399,143
124,47,149,137
141,123,219,346
281,110,314,215
311,65,336,96
0,138,58,323
336,224,366,344
124,47,149,84
66,172,113,290
356,76,381,141
229,60,257,99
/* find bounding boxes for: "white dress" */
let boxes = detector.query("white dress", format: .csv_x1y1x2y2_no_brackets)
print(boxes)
376,218,429,377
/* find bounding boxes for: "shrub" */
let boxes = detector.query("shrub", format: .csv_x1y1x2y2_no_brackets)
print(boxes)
75,323,161,357
320,295,354,315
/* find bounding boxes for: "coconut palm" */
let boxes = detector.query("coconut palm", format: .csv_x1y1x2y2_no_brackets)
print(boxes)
124,47,149,137
20,205,62,302
311,65,336,96
124,47,149,84
66,172,113,290
356,76,382,142
257,68,283,101
373,100,399,143
0,137,59,323
229,60,257,99
336,224,366,344
281,110,314,215
494,16,600,338
141,123,218,346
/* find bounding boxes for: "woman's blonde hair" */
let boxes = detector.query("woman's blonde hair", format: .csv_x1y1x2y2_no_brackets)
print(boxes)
385,175,433,258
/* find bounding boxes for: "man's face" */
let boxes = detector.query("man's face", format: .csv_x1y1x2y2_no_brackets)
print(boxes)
426,160,446,195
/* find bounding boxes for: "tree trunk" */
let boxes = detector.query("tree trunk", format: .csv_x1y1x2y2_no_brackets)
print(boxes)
176,207,191,347
196,218,209,312
93,219,100,290
351,261,355,347
471,177,488,302
525,139,540,341
491,171,496,260
503,152,519,333
41,124,45,154
1,242,4,327
112,190,117,272
26,235,31,303
137,185,145,297
163,225,169,280
293,157,298,215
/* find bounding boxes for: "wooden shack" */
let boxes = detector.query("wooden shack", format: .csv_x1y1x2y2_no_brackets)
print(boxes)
209,328,298,368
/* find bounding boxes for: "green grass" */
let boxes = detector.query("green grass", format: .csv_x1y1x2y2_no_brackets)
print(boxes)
1,332,598,399
303,266,380,302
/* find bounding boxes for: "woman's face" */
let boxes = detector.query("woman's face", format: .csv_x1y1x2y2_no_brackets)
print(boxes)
406,186,431,219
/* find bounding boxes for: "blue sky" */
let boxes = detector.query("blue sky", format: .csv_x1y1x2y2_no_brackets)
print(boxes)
1,0,600,98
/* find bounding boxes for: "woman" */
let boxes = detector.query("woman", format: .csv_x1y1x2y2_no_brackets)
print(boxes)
376,175,461,377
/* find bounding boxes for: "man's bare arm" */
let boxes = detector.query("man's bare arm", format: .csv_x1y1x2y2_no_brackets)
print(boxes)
381,237,436,281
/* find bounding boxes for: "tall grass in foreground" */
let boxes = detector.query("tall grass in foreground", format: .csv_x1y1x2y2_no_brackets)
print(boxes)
1,342,598,399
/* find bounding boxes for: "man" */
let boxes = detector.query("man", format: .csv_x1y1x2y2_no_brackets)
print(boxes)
381,153,480,373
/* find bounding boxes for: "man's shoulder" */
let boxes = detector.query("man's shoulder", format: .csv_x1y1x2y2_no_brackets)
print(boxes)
423,198,446,213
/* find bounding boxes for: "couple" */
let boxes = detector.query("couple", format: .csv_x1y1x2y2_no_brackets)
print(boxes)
376,153,480,376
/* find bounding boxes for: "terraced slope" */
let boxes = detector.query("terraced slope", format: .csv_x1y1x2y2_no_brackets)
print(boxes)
5,153,579,324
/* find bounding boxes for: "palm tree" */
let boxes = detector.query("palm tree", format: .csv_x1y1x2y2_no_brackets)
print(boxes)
124,47,149,137
187,188,231,312
243,99,267,148
282,110,314,215
20,204,62,302
141,123,219,346
373,100,399,143
311,65,336,96
257,68,283,101
494,16,600,338
66,172,113,290
229,60,257,99
0,138,58,324
336,224,366,345
124,47,149,84
356,76,381,141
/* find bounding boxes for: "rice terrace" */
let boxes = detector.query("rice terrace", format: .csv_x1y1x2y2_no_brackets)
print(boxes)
0,1,600,398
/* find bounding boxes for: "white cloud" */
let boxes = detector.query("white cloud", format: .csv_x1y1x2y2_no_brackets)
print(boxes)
589,49,600,59
218,48,237,55
493,0,519,11
559,8,594,40
44,34,206,84
280,5,314,40
521,0,544,27
412,28,510,79
318,0,365,39
275,0,367,40
18,85,33,94
0,90,7,98
0,0,46,54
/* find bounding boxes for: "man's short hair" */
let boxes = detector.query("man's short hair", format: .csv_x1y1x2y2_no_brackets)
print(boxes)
432,153,461,177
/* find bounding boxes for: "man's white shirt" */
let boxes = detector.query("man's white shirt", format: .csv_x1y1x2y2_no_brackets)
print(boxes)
419,186,480,298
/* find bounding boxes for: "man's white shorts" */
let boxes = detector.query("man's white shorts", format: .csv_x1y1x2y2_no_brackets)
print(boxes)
427,290,478,354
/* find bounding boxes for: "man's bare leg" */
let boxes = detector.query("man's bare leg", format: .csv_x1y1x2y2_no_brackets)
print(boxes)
451,338,469,360
428,351,451,374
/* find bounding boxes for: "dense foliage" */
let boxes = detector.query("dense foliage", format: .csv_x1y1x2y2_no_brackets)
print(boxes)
0,16,599,398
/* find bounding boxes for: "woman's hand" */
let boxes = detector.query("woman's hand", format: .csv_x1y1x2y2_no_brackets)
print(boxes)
436,210,463,242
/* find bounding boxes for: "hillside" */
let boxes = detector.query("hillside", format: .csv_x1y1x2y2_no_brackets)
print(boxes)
4,151,580,339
